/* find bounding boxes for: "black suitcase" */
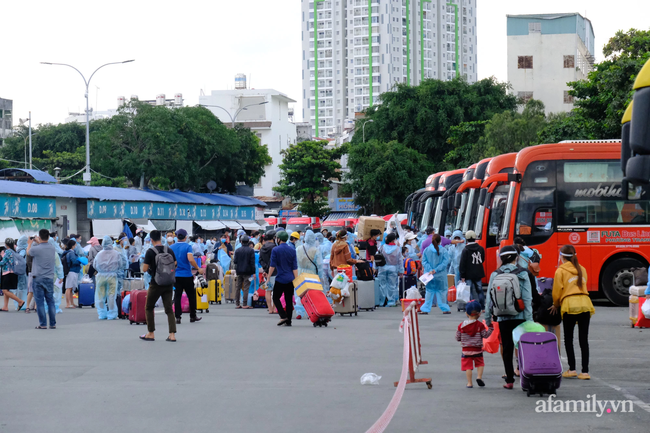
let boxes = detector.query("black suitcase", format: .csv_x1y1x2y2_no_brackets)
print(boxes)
355,261,374,281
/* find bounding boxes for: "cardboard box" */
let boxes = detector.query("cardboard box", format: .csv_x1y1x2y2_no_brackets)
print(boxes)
447,274,455,288
294,273,323,298
356,216,386,241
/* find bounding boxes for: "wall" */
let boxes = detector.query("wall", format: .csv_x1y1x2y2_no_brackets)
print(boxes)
55,197,78,237
507,33,579,114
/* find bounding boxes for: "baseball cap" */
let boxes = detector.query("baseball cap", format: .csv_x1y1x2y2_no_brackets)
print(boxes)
466,301,482,316
175,228,188,238
291,232,300,239
405,233,417,241
277,231,289,242
465,230,477,240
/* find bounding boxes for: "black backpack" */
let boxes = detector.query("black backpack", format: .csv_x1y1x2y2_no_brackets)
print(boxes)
356,261,374,281
61,251,71,277
535,289,561,326
374,246,387,267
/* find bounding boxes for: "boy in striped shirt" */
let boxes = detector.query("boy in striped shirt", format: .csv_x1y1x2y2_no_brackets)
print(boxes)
455,301,493,388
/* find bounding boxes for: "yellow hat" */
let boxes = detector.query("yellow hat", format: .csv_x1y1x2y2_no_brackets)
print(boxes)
291,232,300,239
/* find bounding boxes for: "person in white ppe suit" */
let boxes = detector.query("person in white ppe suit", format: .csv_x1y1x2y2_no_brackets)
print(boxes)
93,236,121,320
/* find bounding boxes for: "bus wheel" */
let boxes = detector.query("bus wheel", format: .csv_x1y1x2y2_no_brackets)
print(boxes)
601,258,644,306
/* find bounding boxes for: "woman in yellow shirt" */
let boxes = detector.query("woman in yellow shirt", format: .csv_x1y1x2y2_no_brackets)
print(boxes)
549,245,595,380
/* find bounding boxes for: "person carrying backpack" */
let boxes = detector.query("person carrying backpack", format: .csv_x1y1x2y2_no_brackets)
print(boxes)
485,245,533,389
141,230,177,341
0,238,26,312
63,239,82,309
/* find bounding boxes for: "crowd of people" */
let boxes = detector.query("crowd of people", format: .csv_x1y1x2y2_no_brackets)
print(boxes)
0,222,597,385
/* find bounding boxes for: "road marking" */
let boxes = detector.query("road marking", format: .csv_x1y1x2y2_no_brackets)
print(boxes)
593,378,650,413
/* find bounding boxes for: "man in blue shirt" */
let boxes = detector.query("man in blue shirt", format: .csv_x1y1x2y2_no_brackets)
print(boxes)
268,231,298,327
170,229,203,324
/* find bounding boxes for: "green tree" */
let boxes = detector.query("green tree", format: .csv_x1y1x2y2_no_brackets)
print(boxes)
476,99,548,157
537,112,596,144
345,140,434,215
443,120,488,168
557,28,650,141
91,103,270,191
354,77,517,172
274,140,341,216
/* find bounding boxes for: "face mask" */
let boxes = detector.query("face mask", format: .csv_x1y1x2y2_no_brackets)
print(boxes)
221,238,226,243
167,237,173,243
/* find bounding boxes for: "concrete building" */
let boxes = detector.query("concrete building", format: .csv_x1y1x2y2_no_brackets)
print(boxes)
507,13,595,114
301,0,478,138
199,86,297,198
0,97,13,143
63,94,184,124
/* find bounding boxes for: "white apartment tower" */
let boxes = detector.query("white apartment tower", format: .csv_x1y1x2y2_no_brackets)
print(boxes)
301,0,478,138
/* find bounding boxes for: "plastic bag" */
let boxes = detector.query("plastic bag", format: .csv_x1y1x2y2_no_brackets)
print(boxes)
457,281,470,303
405,287,420,300
482,321,500,354
642,298,650,319
512,321,546,348
330,273,348,290
360,373,382,385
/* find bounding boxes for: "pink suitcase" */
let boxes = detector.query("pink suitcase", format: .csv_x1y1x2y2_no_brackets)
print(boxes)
129,290,147,325
172,292,190,313
302,290,334,328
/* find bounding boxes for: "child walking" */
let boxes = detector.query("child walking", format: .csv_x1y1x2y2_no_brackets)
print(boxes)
455,301,493,388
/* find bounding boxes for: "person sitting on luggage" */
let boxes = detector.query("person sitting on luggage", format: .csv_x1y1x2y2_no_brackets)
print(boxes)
456,301,493,388
485,246,533,389
459,230,486,311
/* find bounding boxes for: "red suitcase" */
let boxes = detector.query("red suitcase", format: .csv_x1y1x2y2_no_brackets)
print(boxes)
129,290,147,325
302,290,334,328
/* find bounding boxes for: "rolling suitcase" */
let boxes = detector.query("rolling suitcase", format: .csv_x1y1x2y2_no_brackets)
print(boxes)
333,281,358,316
206,263,220,281
400,274,418,299
207,280,219,304
224,275,236,303
518,332,562,397
302,289,335,327
357,280,375,311
196,287,210,313
78,283,95,308
129,290,147,325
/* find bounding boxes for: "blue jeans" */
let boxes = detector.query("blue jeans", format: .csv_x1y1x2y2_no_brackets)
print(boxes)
468,279,485,310
377,265,399,307
33,277,56,327
421,277,450,313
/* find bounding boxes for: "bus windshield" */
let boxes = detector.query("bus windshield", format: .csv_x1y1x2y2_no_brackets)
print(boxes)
499,183,517,241
455,192,468,231
487,185,510,239
432,197,443,233
461,189,478,233
420,197,434,230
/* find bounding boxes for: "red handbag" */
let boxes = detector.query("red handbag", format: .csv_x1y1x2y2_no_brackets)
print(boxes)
482,321,500,354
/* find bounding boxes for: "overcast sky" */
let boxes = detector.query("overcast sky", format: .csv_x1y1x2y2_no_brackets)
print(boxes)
2,0,649,126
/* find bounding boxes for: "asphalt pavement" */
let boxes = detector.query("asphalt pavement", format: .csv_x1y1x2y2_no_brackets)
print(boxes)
0,296,649,433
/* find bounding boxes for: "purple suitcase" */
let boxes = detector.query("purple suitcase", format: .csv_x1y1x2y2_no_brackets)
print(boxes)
518,332,562,397
536,277,553,292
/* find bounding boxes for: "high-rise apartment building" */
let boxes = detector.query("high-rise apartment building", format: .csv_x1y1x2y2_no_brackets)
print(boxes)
301,0,477,138
507,13,595,114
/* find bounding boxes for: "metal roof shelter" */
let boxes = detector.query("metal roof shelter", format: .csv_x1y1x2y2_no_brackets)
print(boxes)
0,179,265,207
0,168,58,183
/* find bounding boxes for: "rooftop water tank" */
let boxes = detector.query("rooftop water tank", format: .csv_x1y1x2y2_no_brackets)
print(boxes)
117,96,126,107
156,94,166,106
174,93,183,106
235,74,247,90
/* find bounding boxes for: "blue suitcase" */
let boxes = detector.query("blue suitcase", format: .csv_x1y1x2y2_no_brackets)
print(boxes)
78,283,95,308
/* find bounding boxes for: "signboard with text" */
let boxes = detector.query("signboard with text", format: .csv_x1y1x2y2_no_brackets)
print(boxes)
0,195,56,219
334,198,360,212
87,200,254,221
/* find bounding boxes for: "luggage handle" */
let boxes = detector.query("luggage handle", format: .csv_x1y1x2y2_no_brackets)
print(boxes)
520,339,556,345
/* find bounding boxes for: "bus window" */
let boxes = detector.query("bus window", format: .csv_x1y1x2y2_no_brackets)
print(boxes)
514,187,555,245
499,184,517,242
487,185,509,246
432,197,443,233
445,204,458,234
561,200,650,225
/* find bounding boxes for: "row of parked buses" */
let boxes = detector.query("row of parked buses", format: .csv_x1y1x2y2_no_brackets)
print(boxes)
405,139,650,306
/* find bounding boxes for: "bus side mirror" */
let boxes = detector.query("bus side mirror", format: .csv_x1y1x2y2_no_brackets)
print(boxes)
454,193,462,209
478,189,488,206
626,59,650,185
621,102,633,175
448,196,455,210
507,173,522,183
441,198,449,211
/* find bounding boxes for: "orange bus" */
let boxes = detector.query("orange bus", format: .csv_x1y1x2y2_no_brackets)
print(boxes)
455,158,492,233
470,153,518,283
497,140,649,305
408,171,446,230
431,168,467,235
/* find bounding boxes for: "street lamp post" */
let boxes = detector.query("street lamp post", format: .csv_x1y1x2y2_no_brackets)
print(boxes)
201,101,269,128
41,60,134,185
362,119,374,143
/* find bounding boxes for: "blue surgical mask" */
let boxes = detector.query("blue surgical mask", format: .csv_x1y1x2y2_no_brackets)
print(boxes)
221,238,226,242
